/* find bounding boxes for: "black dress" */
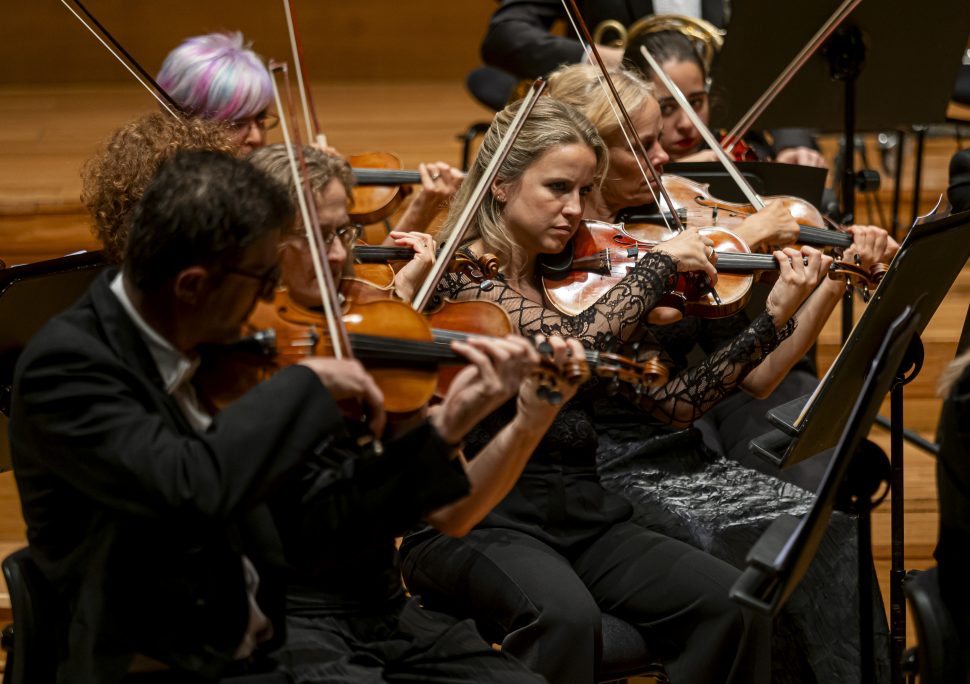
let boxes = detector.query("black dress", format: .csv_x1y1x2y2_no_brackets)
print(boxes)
596,304,891,682
401,252,793,684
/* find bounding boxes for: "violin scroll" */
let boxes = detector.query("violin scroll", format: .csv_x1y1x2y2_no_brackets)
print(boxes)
448,251,501,281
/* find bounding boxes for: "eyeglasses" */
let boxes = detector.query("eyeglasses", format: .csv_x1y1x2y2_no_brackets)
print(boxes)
321,222,363,248
224,261,282,301
227,111,280,133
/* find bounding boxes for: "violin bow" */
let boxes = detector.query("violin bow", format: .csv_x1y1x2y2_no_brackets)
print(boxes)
410,79,548,312
282,0,329,149
722,0,863,154
59,0,184,118
559,0,684,233
638,42,857,253
269,61,353,359
638,44,768,211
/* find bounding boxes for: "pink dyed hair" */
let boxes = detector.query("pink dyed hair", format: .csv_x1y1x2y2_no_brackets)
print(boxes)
156,32,272,123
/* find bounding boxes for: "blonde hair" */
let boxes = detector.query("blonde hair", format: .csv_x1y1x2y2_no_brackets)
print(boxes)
545,63,655,143
939,349,970,397
437,97,607,277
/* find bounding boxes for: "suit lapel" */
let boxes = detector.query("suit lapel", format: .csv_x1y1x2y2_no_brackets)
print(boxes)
87,271,197,435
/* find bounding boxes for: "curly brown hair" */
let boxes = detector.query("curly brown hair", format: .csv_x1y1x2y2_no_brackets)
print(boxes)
81,112,236,263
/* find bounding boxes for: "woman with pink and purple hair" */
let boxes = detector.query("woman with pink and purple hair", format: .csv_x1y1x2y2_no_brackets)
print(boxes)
157,31,462,233
157,32,275,155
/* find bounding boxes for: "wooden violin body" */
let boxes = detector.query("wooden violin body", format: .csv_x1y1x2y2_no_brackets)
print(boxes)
348,151,414,225
540,219,754,319
618,175,853,252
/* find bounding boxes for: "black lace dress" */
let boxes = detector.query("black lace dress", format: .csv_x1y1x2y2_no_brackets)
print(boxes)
401,253,794,683
422,252,887,682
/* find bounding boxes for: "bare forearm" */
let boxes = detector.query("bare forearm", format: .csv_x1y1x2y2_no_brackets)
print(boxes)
742,278,842,396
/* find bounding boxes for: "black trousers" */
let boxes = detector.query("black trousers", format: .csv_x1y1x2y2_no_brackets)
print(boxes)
402,522,770,684
273,597,544,684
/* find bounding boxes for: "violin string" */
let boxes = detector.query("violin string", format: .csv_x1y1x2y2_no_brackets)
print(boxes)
559,0,681,233
60,0,182,118
430,328,603,366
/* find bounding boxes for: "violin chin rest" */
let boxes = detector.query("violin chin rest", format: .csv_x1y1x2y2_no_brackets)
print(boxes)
537,243,575,280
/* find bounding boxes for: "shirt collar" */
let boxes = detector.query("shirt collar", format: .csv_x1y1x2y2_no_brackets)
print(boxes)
109,273,200,395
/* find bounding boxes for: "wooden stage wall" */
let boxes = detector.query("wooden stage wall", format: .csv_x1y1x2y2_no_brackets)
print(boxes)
2,2,494,84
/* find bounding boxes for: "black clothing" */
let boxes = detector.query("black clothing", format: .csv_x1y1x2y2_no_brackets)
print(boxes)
403,518,767,684
935,363,970,669
948,148,970,213
478,0,818,154
482,0,726,81
268,363,543,682
594,415,891,683
10,270,344,683
278,597,544,684
401,254,792,683
274,423,469,614
650,307,828,490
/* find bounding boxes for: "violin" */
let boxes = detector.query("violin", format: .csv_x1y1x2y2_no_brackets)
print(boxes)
539,219,870,319
339,266,670,395
351,243,500,288
617,174,855,251
347,151,414,225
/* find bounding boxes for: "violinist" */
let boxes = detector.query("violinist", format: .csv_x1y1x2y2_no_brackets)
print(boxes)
9,150,389,681
545,63,802,253
546,63,892,478
246,144,436,304
157,31,463,234
545,63,896,680
12,147,567,683
622,29,826,167
247,142,588,683
398,96,815,684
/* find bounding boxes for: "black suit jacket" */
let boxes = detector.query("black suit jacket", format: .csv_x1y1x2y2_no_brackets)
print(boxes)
479,1,817,153
482,0,726,80
935,363,970,652
10,270,348,683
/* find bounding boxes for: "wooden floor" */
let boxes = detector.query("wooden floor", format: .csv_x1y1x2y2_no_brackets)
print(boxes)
0,82,966,673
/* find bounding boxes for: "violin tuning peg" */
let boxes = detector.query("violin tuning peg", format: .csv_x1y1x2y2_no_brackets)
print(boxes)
536,340,553,356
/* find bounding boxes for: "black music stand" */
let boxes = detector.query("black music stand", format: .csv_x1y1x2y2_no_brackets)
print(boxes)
748,208,970,684
663,160,827,210
713,0,969,345
0,251,107,472
732,304,921,684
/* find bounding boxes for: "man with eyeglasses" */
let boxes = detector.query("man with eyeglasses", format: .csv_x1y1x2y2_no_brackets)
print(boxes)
12,148,566,682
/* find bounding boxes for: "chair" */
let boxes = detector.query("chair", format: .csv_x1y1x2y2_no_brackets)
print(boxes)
0,547,289,684
903,567,967,683
2,547,57,684
598,613,668,683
